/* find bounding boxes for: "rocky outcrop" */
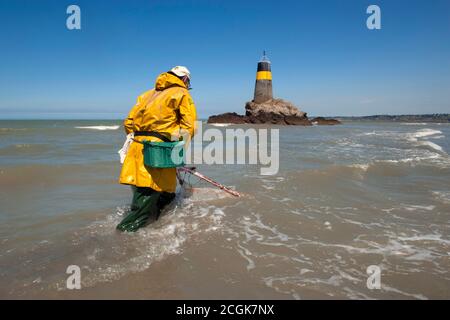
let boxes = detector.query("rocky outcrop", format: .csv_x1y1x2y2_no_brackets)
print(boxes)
284,116,313,126
245,99,306,119
207,112,247,124
207,98,341,126
243,98,310,125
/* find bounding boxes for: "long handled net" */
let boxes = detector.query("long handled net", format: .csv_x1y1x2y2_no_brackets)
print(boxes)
177,167,241,198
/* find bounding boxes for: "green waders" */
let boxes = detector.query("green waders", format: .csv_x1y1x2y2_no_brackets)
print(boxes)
116,186,175,232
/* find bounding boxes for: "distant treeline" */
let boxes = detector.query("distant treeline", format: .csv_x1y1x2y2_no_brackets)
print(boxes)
335,114,450,123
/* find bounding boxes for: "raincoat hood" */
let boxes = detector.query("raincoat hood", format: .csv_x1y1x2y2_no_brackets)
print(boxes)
155,72,187,91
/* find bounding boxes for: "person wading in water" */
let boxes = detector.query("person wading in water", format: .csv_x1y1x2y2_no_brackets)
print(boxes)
117,66,197,232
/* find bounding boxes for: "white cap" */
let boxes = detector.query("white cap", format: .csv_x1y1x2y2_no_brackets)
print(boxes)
170,66,191,79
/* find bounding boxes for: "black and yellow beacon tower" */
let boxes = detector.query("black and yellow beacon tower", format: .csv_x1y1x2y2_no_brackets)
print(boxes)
254,51,273,103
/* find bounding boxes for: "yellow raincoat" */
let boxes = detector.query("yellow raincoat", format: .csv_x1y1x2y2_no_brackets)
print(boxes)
119,72,197,192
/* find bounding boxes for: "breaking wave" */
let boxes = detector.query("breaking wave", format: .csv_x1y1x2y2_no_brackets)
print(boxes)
408,128,442,140
209,123,232,127
0,128,27,132
75,125,120,130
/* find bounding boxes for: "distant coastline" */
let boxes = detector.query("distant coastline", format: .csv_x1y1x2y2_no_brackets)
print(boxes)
334,114,449,123
0,113,449,122
205,113,450,125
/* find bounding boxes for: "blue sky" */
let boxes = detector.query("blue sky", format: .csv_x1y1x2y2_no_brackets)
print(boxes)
0,0,449,119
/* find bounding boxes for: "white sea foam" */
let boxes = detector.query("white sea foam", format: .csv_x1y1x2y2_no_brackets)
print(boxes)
398,234,450,245
417,141,444,153
348,150,445,171
402,128,445,156
182,187,234,202
237,242,256,271
381,204,436,214
60,197,228,289
380,154,441,164
302,236,436,261
409,128,442,140
402,204,436,212
349,164,370,171
431,191,450,204
75,125,120,130
209,123,232,127
260,176,285,190
0,128,27,132
381,285,428,300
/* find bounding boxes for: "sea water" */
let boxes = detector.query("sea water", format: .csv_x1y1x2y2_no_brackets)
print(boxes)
0,120,449,299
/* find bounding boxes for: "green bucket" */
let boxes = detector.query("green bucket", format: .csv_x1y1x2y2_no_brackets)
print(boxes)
142,140,185,168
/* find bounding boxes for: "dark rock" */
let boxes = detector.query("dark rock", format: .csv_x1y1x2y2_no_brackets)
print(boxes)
207,112,314,126
285,116,313,126
247,112,286,125
207,112,247,124
311,117,342,125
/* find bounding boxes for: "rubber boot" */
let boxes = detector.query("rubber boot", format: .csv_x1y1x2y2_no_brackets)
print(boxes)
117,187,175,232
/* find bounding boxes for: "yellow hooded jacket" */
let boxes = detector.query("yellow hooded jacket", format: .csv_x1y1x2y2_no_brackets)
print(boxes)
119,72,197,192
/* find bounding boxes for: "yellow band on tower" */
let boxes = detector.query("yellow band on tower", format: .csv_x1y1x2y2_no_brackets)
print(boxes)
256,71,272,80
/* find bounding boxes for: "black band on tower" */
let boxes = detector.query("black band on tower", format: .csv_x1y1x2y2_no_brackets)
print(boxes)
257,62,271,72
